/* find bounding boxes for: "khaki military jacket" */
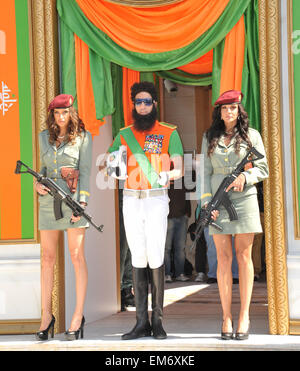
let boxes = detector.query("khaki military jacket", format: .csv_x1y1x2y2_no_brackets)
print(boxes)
200,128,269,207
39,129,92,204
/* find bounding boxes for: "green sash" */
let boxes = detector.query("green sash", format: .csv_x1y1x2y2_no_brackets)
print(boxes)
121,127,161,188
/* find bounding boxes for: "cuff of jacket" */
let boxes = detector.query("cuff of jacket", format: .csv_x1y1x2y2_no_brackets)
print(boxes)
242,170,252,185
79,190,90,204
200,193,212,207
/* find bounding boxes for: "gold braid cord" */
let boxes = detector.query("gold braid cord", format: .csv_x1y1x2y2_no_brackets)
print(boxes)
259,0,289,335
31,0,65,334
103,0,184,6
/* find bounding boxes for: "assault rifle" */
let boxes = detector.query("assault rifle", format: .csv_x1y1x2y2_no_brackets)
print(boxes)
190,147,264,250
15,160,104,233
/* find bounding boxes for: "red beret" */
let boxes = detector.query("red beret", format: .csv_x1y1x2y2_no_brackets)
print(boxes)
48,94,74,111
214,90,243,106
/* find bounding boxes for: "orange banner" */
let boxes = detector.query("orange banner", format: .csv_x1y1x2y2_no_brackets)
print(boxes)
0,1,22,239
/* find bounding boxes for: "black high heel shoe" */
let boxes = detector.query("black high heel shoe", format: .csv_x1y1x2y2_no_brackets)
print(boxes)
35,315,55,341
64,316,85,341
221,320,234,340
235,321,250,340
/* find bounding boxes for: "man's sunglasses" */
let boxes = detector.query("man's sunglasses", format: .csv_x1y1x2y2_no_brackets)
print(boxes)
134,98,153,106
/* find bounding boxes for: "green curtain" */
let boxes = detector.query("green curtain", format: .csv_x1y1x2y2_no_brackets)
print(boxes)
111,63,124,138
242,0,261,131
60,18,77,106
156,69,212,86
89,49,114,120
211,39,225,105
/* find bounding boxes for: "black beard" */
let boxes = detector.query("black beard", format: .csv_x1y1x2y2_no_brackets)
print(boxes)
132,105,157,132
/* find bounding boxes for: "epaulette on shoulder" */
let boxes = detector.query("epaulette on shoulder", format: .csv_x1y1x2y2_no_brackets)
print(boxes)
159,122,177,130
120,125,133,131
248,127,258,133
40,129,49,135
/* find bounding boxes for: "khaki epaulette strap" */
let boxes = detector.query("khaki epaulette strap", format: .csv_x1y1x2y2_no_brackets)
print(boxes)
120,125,133,131
159,122,177,129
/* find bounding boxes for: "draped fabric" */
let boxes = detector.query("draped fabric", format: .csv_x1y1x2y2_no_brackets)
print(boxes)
75,0,231,53
178,50,213,75
122,68,140,127
74,35,105,133
220,15,245,95
103,0,186,6
57,0,260,136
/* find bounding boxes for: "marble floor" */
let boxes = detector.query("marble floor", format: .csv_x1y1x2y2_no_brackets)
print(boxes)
1,281,300,351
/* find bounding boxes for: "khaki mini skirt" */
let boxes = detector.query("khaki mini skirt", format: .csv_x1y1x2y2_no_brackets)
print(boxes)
38,181,89,230
209,193,262,235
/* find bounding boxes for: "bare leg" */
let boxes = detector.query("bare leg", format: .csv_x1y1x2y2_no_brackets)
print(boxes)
39,230,60,331
67,227,88,331
213,234,233,333
234,233,254,333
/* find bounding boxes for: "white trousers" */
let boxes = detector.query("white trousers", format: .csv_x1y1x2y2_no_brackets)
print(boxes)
122,194,169,269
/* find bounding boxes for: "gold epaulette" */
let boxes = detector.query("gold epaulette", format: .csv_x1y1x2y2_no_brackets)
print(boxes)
120,125,133,131
159,122,177,130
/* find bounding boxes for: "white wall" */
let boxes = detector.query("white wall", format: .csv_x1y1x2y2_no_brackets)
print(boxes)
164,85,197,152
0,244,40,320
64,118,118,325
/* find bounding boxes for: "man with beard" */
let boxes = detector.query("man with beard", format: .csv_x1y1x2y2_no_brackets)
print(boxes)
101,81,184,340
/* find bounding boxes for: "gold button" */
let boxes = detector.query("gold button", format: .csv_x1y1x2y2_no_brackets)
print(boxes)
54,178,57,181
54,169,57,173
224,158,228,162
54,160,56,163
224,149,228,153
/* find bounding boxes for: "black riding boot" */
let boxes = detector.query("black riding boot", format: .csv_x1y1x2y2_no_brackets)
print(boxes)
122,267,151,340
150,265,167,339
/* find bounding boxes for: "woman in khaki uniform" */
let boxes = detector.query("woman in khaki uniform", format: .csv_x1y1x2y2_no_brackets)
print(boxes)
200,90,268,340
35,94,92,341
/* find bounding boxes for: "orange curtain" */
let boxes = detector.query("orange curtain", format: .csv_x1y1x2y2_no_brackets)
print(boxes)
219,15,245,94
178,49,213,74
122,68,140,126
75,0,230,53
74,34,105,136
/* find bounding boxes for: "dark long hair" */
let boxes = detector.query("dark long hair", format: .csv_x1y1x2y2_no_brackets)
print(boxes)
46,106,85,145
205,104,252,156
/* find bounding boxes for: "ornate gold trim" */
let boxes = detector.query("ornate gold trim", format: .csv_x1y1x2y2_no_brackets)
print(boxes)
30,0,65,334
289,320,300,335
103,0,184,7
287,0,300,239
0,319,40,335
258,0,289,335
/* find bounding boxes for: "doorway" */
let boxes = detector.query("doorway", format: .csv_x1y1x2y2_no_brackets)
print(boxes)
161,82,269,329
